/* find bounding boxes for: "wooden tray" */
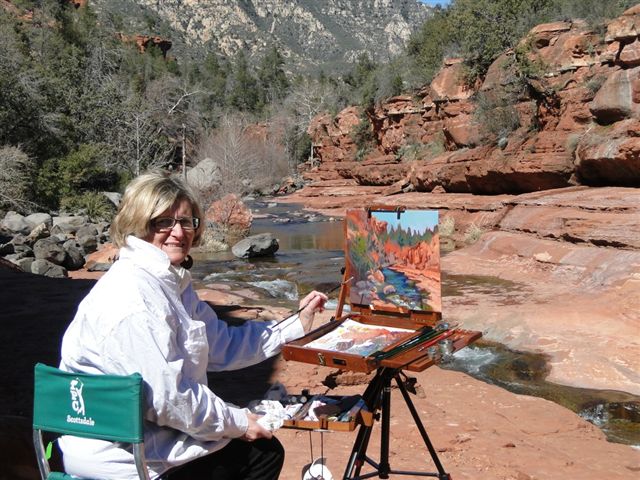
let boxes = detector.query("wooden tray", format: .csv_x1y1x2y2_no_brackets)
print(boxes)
282,395,373,432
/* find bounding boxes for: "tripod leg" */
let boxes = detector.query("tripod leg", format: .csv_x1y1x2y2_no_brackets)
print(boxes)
394,374,448,478
343,418,375,479
342,369,387,479
378,382,392,478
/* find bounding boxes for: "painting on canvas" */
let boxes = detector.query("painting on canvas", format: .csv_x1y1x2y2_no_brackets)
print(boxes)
304,319,415,357
345,209,441,312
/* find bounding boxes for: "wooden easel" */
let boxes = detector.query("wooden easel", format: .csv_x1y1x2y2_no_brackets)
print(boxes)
282,207,480,479
343,367,451,480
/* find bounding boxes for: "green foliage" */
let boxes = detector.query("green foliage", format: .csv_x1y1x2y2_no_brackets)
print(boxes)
406,0,635,84
0,145,37,213
474,90,521,144
36,144,119,209
450,0,553,83
344,53,379,109
512,37,547,80
0,2,306,206
229,51,260,113
351,114,375,161
284,127,312,166
586,74,607,95
348,231,376,280
59,191,116,221
464,223,483,244
407,7,456,84
439,216,455,237
257,47,290,108
396,143,423,162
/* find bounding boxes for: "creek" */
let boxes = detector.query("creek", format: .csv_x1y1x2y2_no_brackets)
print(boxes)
191,200,640,447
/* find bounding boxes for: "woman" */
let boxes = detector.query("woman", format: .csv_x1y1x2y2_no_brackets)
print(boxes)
59,171,327,479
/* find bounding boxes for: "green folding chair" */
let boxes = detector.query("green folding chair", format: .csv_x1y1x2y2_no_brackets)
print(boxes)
32,363,151,480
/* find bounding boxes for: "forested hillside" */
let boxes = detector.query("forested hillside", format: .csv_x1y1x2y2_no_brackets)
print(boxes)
0,0,635,219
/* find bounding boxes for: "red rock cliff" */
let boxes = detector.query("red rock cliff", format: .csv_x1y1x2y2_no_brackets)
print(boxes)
306,7,640,194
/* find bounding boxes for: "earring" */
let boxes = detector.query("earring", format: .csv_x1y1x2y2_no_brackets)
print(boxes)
181,255,193,270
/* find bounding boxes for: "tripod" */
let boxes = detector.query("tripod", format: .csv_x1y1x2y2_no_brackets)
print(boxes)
343,367,451,480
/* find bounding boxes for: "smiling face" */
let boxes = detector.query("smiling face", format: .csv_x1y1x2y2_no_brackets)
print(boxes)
144,198,195,266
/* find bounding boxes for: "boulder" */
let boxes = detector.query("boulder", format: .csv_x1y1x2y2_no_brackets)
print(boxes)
25,213,52,228
186,157,221,195
76,225,99,254
52,215,88,230
590,67,640,124
83,243,119,271
619,38,640,66
429,58,474,102
62,240,86,271
102,191,122,208
0,242,14,255
24,223,50,246
1,212,31,235
31,259,67,278
605,8,639,43
575,119,640,186
231,233,279,258
33,238,67,266
13,256,34,272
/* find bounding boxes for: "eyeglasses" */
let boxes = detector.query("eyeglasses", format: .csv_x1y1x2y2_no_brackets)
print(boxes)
152,217,200,231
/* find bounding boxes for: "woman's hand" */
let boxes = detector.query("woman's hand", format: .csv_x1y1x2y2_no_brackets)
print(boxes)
298,290,328,333
240,412,272,442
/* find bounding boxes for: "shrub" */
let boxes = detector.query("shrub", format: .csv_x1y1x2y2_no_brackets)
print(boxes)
59,192,116,222
585,75,607,95
396,143,423,162
464,223,484,244
439,216,455,237
474,90,521,144
0,145,36,213
351,115,375,162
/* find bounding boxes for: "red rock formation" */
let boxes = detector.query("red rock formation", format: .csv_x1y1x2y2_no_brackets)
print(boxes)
306,9,640,193
115,32,173,58
575,119,640,185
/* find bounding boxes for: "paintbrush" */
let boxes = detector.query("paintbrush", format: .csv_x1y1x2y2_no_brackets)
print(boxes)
274,276,353,327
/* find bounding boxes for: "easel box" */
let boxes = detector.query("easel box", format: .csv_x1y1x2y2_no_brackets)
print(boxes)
282,313,481,373
282,207,481,374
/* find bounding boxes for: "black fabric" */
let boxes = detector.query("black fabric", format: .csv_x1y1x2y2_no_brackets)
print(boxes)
180,255,193,270
163,437,284,480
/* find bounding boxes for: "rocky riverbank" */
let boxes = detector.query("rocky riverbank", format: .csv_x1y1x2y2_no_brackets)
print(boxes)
1,263,638,480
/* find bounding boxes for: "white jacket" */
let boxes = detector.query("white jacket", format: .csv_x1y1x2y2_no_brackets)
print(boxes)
59,236,305,479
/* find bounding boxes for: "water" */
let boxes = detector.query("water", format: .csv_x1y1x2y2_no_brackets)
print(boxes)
442,342,640,446
379,267,425,310
191,200,640,446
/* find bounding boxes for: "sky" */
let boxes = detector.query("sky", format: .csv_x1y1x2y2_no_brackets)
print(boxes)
419,0,452,6
373,210,439,235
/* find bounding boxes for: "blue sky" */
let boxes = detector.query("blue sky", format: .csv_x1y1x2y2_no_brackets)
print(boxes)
373,210,439,235
419,0,452,6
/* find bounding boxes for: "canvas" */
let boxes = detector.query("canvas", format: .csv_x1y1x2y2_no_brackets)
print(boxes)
345,209,441,313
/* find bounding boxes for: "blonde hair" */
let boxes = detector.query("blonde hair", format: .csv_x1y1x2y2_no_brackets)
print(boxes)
110,171,204,248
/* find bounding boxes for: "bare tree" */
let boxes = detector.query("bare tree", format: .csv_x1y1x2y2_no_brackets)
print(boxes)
281,78,339,167
0,145,38,213
284,78,338,127
196,113,289,200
